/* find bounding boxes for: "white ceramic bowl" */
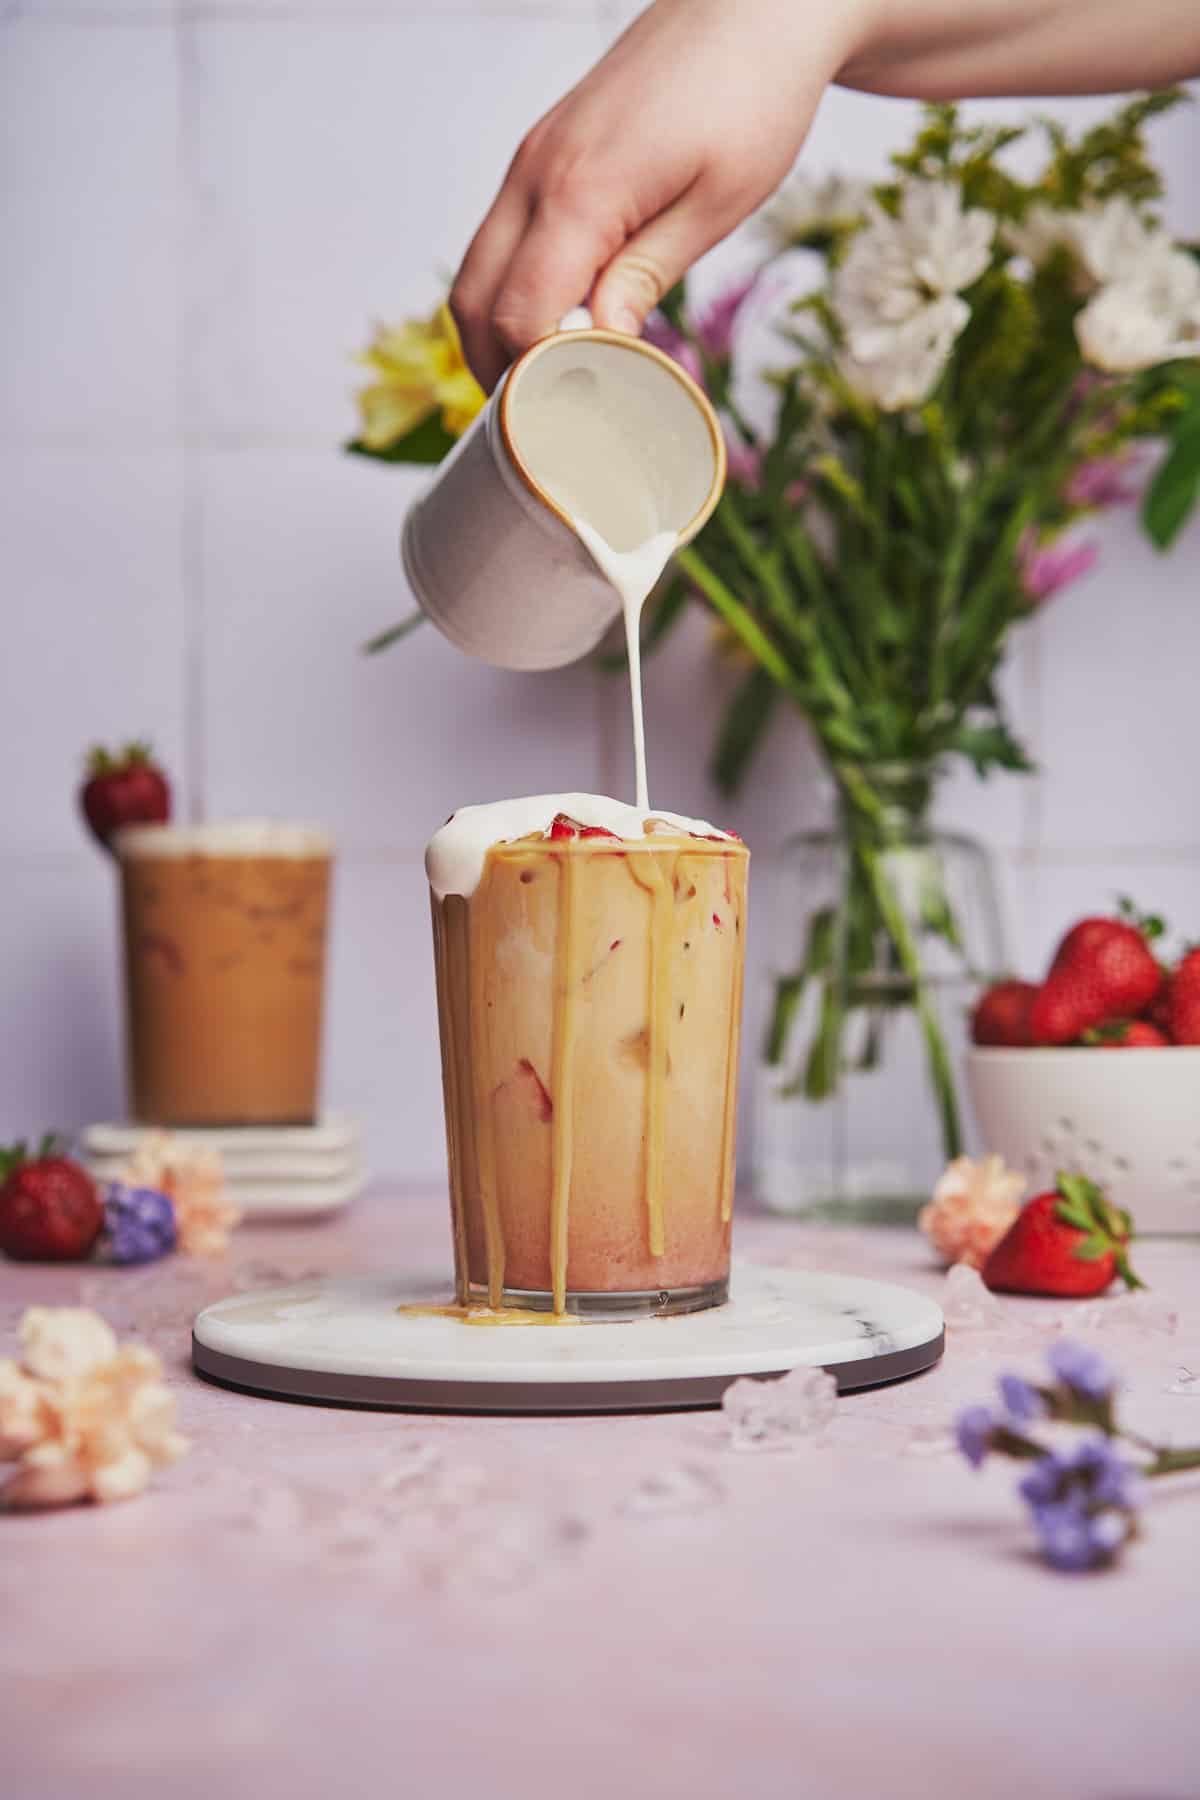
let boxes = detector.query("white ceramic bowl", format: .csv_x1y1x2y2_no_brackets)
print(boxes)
966,1048,1200,1235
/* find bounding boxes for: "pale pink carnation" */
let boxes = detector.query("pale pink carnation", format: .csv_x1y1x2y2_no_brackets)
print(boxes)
918,1154,1026,1269
1064,454,1141,510
117,1133,241,1256
0,1307,188,1508
1018,528,1099,602
724,438,763,489
642,313,703,384
694,275,756,362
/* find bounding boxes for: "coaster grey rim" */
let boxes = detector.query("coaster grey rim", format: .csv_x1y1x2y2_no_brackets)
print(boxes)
191,1264,945,1415
193,1333,944,1413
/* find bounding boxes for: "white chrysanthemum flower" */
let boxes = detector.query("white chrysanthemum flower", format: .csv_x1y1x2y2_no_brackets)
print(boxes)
836,181,993,325
831,180,993,408
1076,249,1200,372
1063,195,1173,288
761,172,872,248
838,295,968,412
1003,203,1073,266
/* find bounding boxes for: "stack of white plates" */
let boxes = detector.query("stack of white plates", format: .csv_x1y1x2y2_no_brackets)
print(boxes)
81,1116,364,1219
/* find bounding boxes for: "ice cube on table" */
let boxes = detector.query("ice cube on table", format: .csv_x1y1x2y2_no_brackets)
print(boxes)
942,1263,1004,1330
721,1365,837,1451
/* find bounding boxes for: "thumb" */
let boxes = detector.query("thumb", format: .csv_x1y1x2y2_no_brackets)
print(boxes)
590,182,738,335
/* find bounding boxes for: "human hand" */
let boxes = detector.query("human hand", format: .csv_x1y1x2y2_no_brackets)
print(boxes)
449,0,865,389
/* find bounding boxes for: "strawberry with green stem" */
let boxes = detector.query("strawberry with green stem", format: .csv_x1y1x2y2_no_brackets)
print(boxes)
982,1172,1144,1298
79,741,171,853
1029,902,1164,1046
0,1136,104,1262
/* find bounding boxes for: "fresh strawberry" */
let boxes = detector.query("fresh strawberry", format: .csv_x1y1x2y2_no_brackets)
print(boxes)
971,980,1038,1047
1085,1019,1170,1047
981,1172,1143,1298
1166,946,1200,1045
1029,911,1163,1046
0,1137,104,1262
549,815,622,843
80,741,171,852
1143,983,1174,1035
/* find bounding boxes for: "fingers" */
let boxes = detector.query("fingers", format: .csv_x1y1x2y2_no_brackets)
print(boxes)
450,183,531,393
589,177,742,337
489,187,627,362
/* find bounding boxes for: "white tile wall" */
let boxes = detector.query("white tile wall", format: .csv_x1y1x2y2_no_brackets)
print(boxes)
179,12,606,442
0,20,178,442
0,451,188,856
1,0,1198,1173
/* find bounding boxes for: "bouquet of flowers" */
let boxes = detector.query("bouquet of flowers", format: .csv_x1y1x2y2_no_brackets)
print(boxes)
350,93,1200,1180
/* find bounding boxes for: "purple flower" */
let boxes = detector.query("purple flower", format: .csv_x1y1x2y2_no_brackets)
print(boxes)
1025,1495,1133,1571
1018,1437,1143,1570
1018,527,1099,602
1046,1340,1115,1402
998,1374,1045,1422
1064,454,1141,510
642,313,703,385
956,1404,996,1468
101,1182,177,1265
694,275,756,362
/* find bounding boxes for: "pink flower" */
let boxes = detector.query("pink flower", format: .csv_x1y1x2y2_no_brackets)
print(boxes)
1064,455,1141,509
1018,528,1099,602
694,275,756,362
724,438,762,488
919,1154,1026,1270
117,1133,241,1256
642,313,703,384
0,1307,188,1508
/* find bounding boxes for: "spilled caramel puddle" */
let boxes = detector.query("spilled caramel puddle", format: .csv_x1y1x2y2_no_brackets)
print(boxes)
397,1302,580,1328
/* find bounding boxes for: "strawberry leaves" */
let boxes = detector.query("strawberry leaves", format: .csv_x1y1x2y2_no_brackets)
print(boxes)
0,1134,63,1179
1054,1171,1144,1291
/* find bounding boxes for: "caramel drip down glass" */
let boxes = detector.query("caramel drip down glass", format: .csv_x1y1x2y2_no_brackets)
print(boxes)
431,831,748,1318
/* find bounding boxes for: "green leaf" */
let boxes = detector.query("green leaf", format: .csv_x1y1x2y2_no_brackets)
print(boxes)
1056,1170,1106,1215
1142,402,1200,549
345,410,457,466
946,719,1035,778
1071,1234,1113,1262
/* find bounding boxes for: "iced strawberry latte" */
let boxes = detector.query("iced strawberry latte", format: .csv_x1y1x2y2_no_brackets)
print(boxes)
426,796,748,1317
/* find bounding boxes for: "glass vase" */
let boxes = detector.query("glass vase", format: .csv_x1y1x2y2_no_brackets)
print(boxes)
754,762,1006,1223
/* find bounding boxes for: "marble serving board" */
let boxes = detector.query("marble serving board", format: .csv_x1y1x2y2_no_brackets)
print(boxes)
193,1262,945,1413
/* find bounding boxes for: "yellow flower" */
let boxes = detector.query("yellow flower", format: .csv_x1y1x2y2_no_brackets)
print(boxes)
355,302,485,449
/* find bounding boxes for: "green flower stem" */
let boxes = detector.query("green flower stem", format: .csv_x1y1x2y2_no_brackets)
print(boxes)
674,547,808,706
1145,1445,1200,1478
854,834,963,1160
362,610,426,655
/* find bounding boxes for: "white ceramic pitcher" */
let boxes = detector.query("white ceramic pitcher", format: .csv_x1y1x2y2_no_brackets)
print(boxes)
400,321,726,672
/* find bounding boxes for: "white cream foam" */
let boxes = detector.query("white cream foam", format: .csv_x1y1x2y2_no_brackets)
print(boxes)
426,794,733,899
113,820,333,860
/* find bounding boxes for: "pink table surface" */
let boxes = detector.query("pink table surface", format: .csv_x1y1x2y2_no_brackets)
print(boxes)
2,1187,1198,1800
